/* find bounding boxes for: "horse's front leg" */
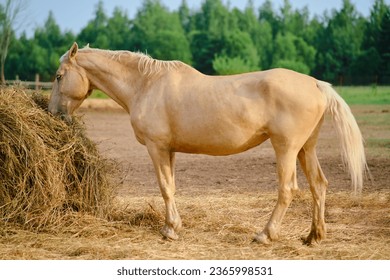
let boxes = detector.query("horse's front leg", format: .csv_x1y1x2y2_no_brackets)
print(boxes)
146,142,182,240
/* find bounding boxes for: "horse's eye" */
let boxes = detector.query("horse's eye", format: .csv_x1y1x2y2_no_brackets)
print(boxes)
56,74,62,81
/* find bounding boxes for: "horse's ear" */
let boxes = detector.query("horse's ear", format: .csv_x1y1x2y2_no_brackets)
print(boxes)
69,42,79,60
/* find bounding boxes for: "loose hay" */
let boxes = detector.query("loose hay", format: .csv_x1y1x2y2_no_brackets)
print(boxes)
0,87,113,230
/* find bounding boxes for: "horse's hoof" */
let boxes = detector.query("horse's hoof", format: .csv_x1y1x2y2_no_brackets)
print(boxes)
302,234,323,246
160,225,179,240
302,229,325,246
252,232,272,245
301,236,312,246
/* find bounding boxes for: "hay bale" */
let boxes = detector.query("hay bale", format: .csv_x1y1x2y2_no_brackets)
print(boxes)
0,87,113,230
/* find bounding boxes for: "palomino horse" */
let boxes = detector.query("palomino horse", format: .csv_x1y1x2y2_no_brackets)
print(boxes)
49,43,367,244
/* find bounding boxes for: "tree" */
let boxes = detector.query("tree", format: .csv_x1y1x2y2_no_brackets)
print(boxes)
178,0,192,34
77,1,109,48
234,1,272,69
378,7,390,81
191,0,262,74
190,30,221,73
278,0,311,37
316,0,365,83
6,34,46,81
213,55,255,75
2,0,389,85
193,0,230,35
106,7,132,50
352,0,389,83
190,0,231,73
258,0,279,38
32,11,75,81
271,31,315,74
130,0,192,63
213,29,259,74
0,0,26,83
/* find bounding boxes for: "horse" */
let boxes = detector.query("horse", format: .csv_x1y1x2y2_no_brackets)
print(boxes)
49,42,367,244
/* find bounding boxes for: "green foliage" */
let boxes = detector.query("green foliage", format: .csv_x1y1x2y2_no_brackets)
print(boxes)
213,55,257,75
130,0,192,63
220,30,259,70
5,10,76,81
77,1,110,49
271,32,315,74
315,0,367,82
2,0,390,87
272,60,310,75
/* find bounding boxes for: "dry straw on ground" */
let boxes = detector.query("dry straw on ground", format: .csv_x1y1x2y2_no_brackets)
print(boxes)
0,87,113,230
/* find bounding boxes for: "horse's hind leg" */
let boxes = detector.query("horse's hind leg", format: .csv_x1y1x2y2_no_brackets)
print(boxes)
298,119,328,245
254,143,300,244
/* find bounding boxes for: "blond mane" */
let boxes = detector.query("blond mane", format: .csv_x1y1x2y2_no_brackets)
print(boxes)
136,53,183,76
73,46,184,76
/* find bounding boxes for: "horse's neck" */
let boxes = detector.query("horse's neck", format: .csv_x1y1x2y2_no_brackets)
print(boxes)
79,51,142,113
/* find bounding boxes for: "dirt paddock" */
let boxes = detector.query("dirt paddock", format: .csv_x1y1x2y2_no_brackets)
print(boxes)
1,100,389,259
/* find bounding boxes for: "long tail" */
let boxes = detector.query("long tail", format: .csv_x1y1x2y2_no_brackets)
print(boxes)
316,80,368,193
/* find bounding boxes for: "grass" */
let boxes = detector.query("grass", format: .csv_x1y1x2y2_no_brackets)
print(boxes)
38,89,107,99
350,104,390,158
335,86,390,105
90,90,107,99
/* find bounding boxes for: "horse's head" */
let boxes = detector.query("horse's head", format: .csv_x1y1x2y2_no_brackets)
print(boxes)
48,42,91,120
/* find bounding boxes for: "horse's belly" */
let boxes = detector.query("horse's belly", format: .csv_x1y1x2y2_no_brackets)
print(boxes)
172,129,269,155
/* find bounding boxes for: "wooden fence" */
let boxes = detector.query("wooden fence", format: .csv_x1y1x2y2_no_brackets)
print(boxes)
5,74,53,90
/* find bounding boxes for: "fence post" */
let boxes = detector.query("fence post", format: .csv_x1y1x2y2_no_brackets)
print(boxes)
35,74,40,90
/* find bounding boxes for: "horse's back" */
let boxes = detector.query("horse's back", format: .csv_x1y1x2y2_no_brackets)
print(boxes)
180,67,327,126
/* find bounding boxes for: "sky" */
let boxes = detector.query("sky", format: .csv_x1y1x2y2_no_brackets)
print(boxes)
2,0,385,38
